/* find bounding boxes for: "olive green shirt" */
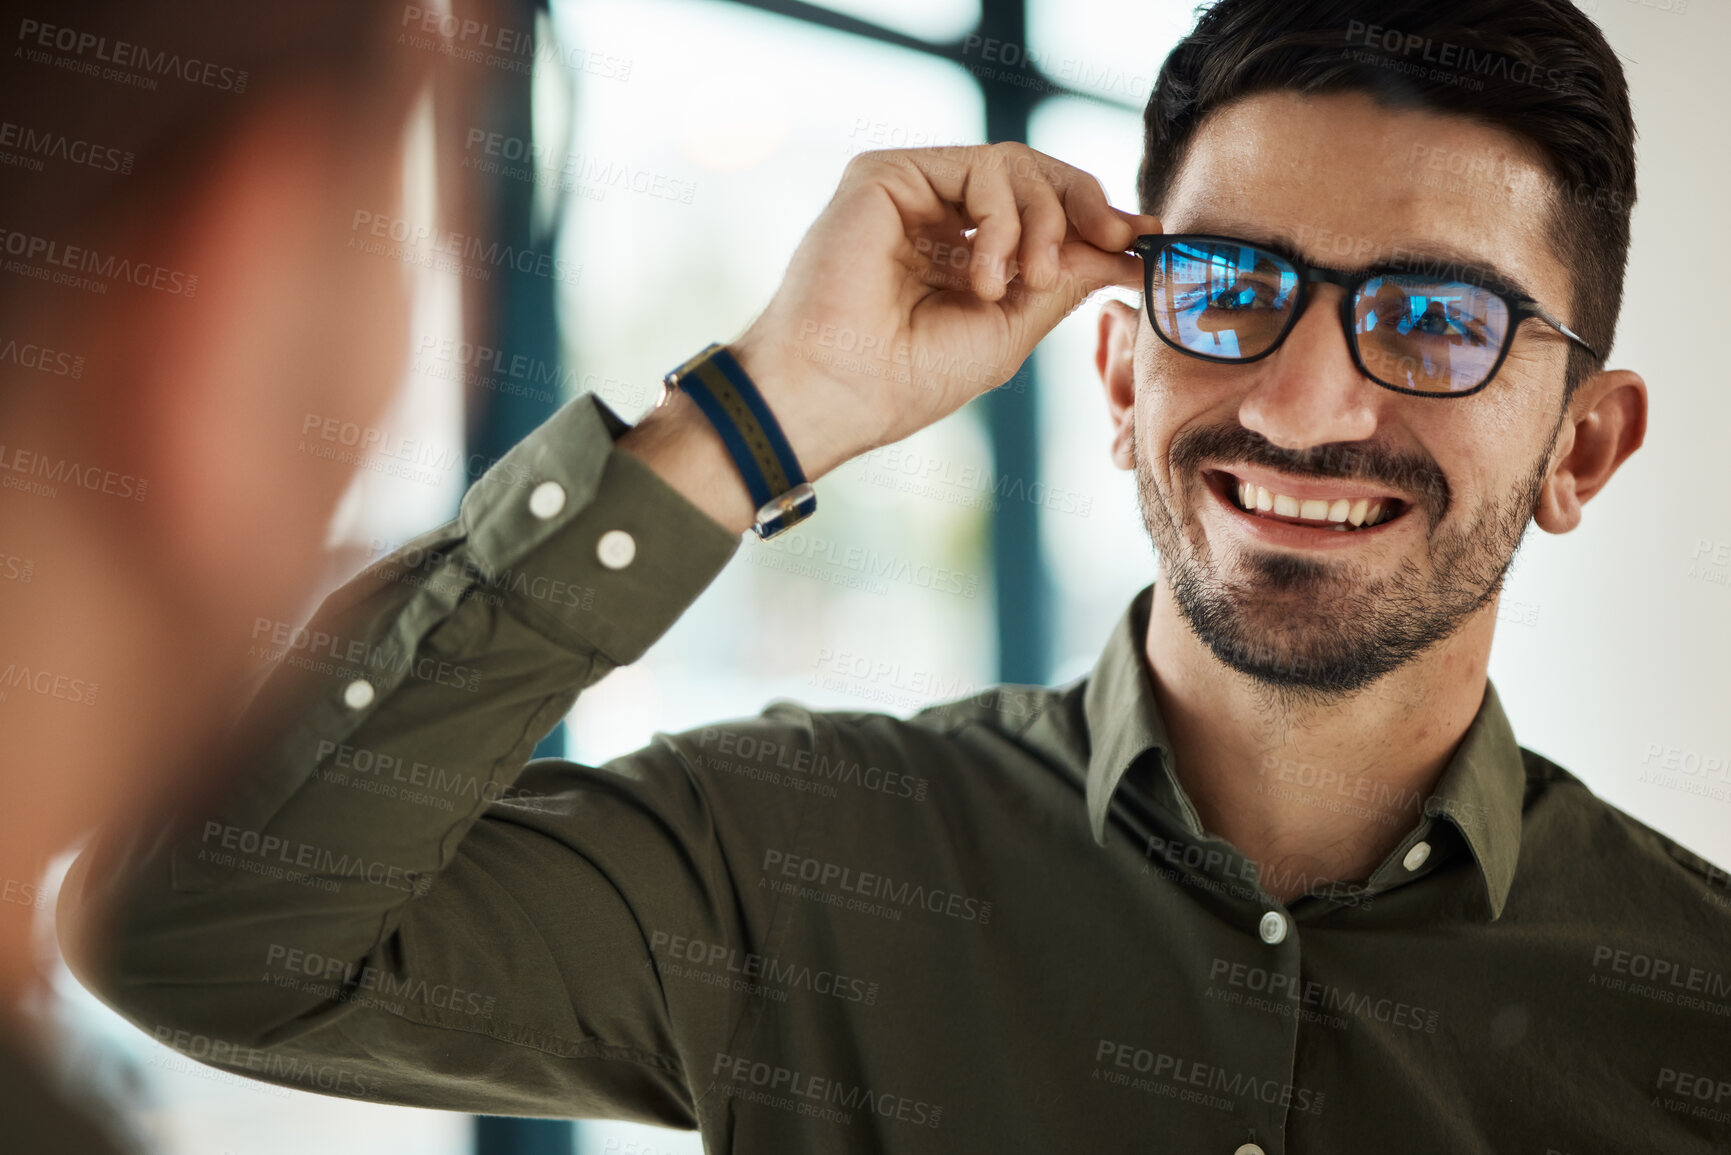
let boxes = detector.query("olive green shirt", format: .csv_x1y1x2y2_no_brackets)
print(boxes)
71,392,1731,1154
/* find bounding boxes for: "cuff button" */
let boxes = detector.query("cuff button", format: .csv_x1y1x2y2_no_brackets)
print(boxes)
597,529,636,570
529,480,567,520
342,679,376,710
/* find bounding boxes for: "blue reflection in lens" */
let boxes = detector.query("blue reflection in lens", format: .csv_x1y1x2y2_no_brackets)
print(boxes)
1154,242,1298,360
1355,275,1507,391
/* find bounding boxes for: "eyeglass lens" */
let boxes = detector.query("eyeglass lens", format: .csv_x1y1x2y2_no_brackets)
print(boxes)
1148,239,1513,393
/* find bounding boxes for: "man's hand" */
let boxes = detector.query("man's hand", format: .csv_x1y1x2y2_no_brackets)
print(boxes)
733,143,1162,478
620,143,1159,536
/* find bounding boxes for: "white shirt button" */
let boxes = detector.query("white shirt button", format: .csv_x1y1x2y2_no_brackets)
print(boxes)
342,679,375,710
528,480,567,520
1403,840,1432,871
1235,1145,1266,1155
1258,910,1287,945
596,529,636,569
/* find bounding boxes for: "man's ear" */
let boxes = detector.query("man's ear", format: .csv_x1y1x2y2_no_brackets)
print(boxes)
1096,299,1140,471
1533,368,1647,534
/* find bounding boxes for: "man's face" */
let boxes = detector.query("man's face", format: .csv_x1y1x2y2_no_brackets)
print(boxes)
1116,90,1578,700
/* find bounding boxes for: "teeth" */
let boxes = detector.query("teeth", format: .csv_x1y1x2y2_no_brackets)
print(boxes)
1226,474,1396,527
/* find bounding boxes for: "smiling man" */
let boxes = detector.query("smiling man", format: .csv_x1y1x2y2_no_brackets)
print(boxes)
64,1,1730,1153
1094,79,1644,904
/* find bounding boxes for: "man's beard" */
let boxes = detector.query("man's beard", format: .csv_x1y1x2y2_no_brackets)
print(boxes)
1135,420,1560,708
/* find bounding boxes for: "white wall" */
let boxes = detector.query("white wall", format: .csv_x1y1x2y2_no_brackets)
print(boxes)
1489,0,1731,868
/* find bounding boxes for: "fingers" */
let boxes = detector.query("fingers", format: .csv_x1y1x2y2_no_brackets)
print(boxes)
1014,182,1069,292
870,144,1152,301
998,243,1146,354
1119,211,1166,246
1049,166,1138,254
960,162,1021,300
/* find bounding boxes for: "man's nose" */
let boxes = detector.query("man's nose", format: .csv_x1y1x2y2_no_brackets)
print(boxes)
1237,288,1383,451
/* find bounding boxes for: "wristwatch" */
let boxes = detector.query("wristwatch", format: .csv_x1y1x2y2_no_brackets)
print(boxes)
658,343,818,540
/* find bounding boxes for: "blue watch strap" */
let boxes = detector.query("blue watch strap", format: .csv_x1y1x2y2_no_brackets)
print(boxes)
665,344,817,536
703,346,808,493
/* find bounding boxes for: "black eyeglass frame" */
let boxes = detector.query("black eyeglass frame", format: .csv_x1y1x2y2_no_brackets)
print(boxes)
1130,233,1600,399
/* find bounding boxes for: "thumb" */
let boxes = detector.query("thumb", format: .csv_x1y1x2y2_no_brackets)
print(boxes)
1000,243,1143,358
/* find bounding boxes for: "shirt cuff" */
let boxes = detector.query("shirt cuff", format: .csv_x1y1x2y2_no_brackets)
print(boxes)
458,391,742,666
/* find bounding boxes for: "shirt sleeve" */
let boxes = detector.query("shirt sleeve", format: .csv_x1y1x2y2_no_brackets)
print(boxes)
62,391,809,1125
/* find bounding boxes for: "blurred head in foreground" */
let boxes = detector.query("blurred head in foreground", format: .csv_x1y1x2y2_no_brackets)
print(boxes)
0,0,484,1023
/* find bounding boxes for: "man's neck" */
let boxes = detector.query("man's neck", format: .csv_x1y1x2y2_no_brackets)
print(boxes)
1142,582,1495,902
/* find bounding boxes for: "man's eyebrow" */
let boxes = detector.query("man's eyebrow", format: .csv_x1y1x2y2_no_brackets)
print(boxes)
1193,224,1540,302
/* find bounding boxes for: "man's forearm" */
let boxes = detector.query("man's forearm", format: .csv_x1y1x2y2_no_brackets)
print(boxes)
615,345,860,539
616,388,761,538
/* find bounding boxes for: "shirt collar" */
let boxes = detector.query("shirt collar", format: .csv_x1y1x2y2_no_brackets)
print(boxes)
1080,582,1527,920
1080,583,1186,848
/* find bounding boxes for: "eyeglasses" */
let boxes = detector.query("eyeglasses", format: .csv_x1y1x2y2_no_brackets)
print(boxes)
1131,234,1599,398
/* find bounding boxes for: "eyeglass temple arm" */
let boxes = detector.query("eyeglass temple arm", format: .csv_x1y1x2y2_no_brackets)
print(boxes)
1524,301,1600,362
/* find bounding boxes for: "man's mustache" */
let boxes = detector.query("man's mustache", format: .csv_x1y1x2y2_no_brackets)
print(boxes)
1166,424,1451,526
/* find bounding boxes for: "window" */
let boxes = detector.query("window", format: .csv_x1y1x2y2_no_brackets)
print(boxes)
552,0,995,772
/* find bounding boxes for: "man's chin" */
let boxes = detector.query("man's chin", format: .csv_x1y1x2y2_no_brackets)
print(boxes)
1196,615,1388,694
1205,525,1373,581
1210,636,1390,697
1166,564,1421,699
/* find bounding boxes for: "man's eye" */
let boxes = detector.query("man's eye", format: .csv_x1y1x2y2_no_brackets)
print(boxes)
1408,305,1488,344
1207,280,1279,310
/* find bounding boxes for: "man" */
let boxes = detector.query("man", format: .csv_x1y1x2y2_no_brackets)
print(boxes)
64,1,1727,1152
0,1,490,1148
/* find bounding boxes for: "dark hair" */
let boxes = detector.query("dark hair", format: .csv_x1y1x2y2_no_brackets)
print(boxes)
0,2,414,239
0,1,493,326
0,1,516,414
1139,0,1636,401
